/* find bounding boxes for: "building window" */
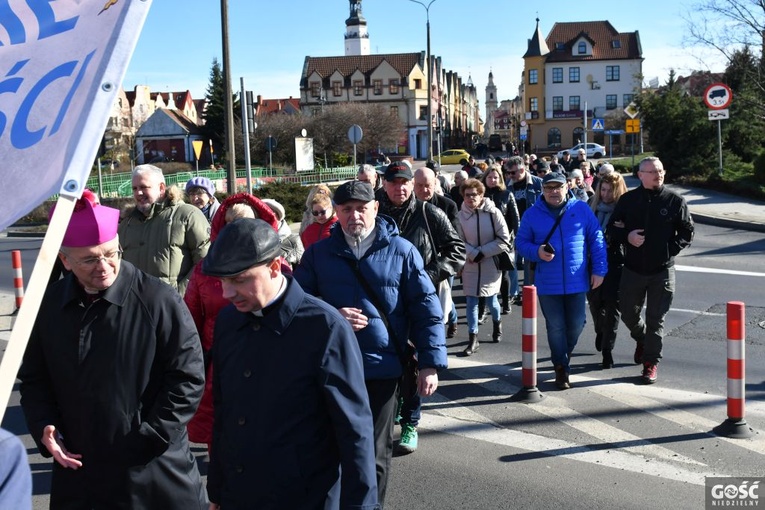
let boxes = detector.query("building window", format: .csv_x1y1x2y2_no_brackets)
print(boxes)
569,96,580,111
414,79,422,89
577,41,587,54
529,69,538,85
389,79,399,94
332,81,342,97
353,80,363,96
569,67,580,83
573,127,584,145
390,106,398,116
623,93,634,106
419,106,427,120
311,107,320,116
373,80,382,95
490,92,494,99
606,94,617,110
530,97,538,112
606,65,620,81
547,127,561,148
310,81,320,97
552,67,563,83
552,96,563,111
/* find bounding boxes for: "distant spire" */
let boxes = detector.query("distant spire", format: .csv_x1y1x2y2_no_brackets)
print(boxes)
346,0,366,26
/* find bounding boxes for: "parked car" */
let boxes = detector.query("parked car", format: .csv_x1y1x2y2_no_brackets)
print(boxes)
557,142,607,159
438,148,471,165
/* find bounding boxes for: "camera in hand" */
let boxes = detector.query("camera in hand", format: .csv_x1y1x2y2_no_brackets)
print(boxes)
543,243,555,254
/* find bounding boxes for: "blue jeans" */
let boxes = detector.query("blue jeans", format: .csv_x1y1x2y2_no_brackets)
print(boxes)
466,295,501,333
538,293,587,372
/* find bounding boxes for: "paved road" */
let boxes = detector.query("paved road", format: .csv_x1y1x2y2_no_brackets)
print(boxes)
2,221,764,508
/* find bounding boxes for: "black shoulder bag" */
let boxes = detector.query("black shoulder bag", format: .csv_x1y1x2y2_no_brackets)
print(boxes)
343,259,419,398
488,213,515,271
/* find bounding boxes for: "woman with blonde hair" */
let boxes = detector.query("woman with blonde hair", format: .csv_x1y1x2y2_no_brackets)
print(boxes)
588,172,628,368
300,191,337,250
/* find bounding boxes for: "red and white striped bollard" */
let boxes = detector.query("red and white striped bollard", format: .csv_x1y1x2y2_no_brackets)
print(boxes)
512,285,544,402
11,250,24,310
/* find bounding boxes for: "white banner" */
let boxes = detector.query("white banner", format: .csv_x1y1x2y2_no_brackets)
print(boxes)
0,0,152,231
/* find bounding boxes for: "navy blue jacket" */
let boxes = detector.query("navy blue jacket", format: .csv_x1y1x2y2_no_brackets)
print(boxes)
207,276,378,509
294,216,447,380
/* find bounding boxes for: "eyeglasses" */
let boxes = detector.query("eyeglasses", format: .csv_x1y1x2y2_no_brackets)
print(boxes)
188,190,208,197
312,209,328,217
640,169,665,175
66,249,123,268
543,185,565,192
464,192,482,198
505,170,517,175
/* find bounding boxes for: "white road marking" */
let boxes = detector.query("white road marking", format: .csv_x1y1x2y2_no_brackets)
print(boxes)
676,264,765,278
426,357,765,483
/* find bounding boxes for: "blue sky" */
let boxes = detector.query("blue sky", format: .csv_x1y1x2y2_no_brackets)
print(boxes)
122,0,726,104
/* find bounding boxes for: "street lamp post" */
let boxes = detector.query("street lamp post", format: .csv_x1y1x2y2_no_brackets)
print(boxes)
409,0,436,161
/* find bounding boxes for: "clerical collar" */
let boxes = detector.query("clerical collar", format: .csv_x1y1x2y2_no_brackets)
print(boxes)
251,274,287,317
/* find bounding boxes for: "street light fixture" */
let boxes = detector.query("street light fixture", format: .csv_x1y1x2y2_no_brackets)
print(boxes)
408,0,436,161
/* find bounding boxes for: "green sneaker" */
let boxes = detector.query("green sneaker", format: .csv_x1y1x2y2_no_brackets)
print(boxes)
397,424,418,454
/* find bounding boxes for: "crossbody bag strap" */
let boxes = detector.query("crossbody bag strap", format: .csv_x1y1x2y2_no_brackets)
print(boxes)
342,257,406,362
542,207,565,245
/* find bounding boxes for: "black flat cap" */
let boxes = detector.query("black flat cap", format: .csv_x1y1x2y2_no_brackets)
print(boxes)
334,180,376,204
202,218,281,277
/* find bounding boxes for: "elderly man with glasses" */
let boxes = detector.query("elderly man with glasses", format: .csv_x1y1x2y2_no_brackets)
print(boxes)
607,157,694,384
20,197,207,509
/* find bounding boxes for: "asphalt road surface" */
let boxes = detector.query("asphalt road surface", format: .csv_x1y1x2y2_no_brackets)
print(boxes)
1,221,764,509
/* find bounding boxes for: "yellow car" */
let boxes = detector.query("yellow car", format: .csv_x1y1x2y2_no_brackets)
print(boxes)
438,149,471,165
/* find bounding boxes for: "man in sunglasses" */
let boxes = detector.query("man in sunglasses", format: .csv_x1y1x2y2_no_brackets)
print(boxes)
19,197,207,508
502,155,544,299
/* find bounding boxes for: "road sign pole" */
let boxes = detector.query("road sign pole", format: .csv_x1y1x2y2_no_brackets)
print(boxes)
718,119,723,176
353,143,357,169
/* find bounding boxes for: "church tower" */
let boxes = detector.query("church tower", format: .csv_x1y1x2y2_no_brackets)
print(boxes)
485,70,498,136
345,0,370,56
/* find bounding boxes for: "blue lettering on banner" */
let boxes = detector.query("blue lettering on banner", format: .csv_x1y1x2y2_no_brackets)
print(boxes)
0,0,79,45
1,51,95,149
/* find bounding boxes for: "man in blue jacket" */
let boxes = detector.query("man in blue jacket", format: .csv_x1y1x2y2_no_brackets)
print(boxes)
295,180,447,508
203,218,379,509
517,172,607,390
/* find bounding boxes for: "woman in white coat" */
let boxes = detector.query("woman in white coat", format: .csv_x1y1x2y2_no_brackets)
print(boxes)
457,178,512,356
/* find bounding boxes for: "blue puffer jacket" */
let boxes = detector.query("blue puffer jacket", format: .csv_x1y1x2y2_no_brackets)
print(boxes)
294,216,447,380
517,198,607,296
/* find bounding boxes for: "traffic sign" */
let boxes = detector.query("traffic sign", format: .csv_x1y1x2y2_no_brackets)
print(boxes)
604,129,625,135
591,118,605,131
192,140,204,160
708,109,730,121
624,102,639,119
265,135,277,151
625,119,640,133
704,83,733,110
347,124,363,144
519,133,527,141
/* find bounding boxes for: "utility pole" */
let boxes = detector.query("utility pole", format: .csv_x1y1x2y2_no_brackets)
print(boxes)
221,0,236,193
409,0,437,160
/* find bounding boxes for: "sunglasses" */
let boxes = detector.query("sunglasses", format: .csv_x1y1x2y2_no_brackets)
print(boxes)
312,209,328,217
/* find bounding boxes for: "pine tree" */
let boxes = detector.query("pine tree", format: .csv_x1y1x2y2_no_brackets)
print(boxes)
202,58,225,163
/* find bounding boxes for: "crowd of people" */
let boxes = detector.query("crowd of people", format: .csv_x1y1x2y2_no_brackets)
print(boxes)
11,152,693,508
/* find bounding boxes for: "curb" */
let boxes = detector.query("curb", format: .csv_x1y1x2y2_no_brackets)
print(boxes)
6,231,45,238
689,212,765,234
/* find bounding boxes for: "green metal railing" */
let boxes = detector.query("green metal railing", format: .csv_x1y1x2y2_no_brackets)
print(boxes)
88,166,356,197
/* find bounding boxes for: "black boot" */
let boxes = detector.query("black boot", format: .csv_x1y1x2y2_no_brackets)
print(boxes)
492,321,502,343
446,321,457,338
463,333,479,356
602,350,614,369
477,297,487,324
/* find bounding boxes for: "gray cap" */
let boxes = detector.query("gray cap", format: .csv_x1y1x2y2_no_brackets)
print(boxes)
202,218,281,277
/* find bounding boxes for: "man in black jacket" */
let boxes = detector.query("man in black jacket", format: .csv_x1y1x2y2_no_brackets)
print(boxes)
608,157,694,384
380,162,465,455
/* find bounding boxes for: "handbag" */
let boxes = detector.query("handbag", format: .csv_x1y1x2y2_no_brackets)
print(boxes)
488,213,515,271
343,259,419,398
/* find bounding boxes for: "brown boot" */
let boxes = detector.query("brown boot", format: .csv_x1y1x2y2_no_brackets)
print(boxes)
463,333,479,356
492,321,502,343
446,321,457,338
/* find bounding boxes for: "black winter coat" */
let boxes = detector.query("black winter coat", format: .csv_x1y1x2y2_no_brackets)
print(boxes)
607,185,694,275
484,186,521,236
19,261,206,509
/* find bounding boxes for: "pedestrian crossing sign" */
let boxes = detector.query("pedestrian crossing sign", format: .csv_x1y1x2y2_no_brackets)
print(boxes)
591,118,605,131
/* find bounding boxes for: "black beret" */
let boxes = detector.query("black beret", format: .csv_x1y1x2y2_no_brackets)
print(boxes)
202,218,281,277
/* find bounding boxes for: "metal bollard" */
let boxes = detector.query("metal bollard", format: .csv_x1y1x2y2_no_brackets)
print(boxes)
11,250,24,310
511,285,544,402
712,301,754,438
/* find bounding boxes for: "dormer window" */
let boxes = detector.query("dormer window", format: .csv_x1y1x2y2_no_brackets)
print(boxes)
577,41,587,54
555,42,565,51
611,40,621,49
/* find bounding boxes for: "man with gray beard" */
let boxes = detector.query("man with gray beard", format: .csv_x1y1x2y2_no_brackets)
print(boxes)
295,180,447,508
